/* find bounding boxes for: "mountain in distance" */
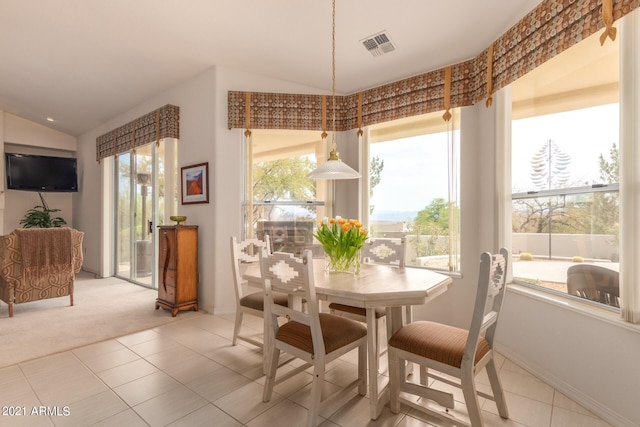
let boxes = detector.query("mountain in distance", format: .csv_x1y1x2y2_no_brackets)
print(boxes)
370,210,418,222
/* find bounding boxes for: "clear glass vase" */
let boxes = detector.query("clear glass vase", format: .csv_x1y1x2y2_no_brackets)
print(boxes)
324,253,361,275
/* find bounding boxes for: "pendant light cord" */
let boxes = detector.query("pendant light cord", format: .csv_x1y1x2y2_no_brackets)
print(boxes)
331,0,337,151
305,0,360,178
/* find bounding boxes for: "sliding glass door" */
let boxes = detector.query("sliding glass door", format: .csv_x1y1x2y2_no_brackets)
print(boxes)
115,140,177,287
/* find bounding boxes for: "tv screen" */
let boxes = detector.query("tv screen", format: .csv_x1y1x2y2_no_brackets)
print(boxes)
5,153,78,192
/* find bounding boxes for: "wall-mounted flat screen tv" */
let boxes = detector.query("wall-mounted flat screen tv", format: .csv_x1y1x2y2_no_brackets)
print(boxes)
5,153,78,192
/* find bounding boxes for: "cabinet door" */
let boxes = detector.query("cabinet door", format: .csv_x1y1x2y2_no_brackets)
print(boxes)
159,228,177,273
158,228,177,303
175,227,198,303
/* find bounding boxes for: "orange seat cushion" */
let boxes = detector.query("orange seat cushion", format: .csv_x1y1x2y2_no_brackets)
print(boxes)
389,321,490,368
277,313,367,356
240,291,288,311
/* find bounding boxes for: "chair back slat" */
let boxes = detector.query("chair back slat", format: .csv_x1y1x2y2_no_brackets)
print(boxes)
230,236,271,302
480,311,498,334
234,235,271,263
260,250,309,294
260,249,322,357
361,237,406,267
483,251,507,316
487,252,507,297
464,248,509,366
269,302,308,324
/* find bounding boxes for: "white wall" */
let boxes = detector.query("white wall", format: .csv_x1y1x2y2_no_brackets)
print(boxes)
76,65,330,313
76,68,219,306
73,65,640,426
498,289,640,426
4,113,76,151
1,112,77,235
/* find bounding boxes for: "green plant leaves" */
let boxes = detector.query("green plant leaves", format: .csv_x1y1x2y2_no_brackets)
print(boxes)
20,205,67,228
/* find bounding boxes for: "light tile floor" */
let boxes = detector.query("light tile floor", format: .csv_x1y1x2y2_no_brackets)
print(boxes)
0,312,614,427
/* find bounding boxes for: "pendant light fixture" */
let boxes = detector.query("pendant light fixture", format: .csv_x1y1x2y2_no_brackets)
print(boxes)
307,0,361,180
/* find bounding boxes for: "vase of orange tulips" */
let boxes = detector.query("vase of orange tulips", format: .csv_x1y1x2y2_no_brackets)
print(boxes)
314,216,368,274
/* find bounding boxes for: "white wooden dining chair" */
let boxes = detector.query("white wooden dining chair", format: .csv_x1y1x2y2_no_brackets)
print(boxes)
230,235,288,349
261,249,367,427
387,248,510,427
329,237,408,362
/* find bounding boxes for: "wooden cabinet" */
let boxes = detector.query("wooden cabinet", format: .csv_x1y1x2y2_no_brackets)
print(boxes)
156,225,199,316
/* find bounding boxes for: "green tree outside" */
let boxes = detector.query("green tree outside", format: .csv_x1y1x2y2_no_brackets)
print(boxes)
251,157,316,227
410,198,451,257
369,156,384,216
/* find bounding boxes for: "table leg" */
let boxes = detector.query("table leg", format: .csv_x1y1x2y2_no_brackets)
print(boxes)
367,306,414,419
366,308,379,420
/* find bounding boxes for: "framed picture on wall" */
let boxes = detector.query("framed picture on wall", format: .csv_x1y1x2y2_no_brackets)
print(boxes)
181,162,209,204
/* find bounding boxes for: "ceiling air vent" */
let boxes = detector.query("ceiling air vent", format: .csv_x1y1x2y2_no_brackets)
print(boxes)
360,31,396,57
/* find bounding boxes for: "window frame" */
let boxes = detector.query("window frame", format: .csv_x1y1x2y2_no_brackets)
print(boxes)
507,26,624,312
242,130,330,255
361,110,461,273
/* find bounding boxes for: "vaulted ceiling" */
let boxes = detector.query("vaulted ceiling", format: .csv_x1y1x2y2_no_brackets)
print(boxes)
0,0,542,137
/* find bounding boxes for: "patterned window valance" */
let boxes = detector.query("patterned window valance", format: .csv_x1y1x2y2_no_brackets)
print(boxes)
229,0,639,132
96,104,180,162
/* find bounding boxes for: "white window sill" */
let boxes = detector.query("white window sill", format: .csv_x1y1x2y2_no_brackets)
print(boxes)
507,283,640,333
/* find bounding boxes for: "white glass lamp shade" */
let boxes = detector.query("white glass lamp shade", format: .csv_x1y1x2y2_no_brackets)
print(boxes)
307,149,361,179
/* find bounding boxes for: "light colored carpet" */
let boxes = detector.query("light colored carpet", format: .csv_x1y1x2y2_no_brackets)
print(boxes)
0,271,202,368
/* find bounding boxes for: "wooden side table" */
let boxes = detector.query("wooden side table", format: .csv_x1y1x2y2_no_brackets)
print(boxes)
155,225,199,316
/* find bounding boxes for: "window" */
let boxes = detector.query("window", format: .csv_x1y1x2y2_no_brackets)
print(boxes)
510,30,620,308
243,129,328,256
364,110,461,272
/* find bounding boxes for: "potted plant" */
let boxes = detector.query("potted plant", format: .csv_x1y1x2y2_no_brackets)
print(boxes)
20,205,67,228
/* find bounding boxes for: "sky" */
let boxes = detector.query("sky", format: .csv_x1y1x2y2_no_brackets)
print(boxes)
512,103,619,192
369,133,452,215
367,103,618,218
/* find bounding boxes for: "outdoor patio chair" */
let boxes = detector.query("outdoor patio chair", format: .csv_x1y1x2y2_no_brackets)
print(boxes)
567,264,619,308
388,248,510,427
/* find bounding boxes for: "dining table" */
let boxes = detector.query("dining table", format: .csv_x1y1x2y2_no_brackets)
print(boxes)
243,257,452,420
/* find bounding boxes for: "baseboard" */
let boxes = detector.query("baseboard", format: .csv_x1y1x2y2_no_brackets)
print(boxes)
78,267,101,278
495,344,636,427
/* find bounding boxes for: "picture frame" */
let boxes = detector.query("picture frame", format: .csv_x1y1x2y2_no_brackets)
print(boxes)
181,162,209,204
